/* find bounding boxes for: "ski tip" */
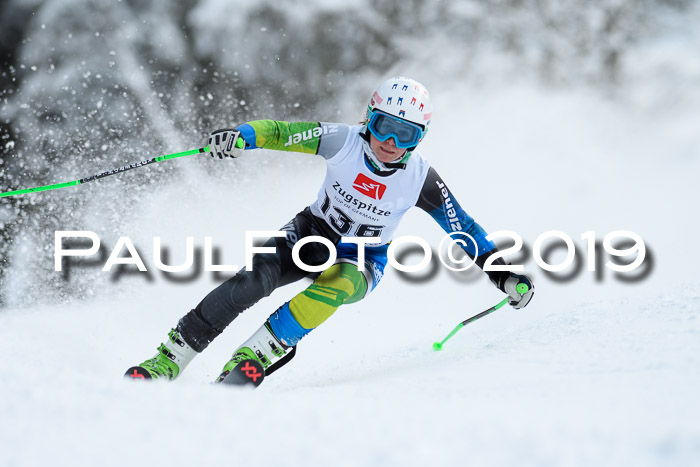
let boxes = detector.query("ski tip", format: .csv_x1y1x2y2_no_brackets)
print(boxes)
124,366,153,381
218,359,265,388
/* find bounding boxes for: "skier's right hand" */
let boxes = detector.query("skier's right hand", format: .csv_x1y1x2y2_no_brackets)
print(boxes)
207,128,245,159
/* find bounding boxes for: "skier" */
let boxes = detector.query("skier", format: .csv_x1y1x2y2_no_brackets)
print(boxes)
125,76,534,386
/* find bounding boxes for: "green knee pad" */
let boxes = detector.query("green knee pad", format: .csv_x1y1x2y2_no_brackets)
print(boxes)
289,263,368,329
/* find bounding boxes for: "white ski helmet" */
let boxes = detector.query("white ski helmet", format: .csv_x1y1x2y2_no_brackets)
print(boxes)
365,76,433,149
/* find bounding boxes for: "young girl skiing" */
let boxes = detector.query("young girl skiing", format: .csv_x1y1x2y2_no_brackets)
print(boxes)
126,76,534,386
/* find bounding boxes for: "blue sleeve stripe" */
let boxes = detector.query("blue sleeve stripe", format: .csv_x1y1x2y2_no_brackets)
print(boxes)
427,205,496,257
235,123,258,149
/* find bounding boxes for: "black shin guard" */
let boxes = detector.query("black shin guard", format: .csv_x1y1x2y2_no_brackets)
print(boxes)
176,309,222,353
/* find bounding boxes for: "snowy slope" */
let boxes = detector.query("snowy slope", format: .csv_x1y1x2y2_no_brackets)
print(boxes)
0,283,698,467
1,80,699,467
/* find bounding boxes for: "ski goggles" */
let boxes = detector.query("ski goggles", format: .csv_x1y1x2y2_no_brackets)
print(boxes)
367,110,424,149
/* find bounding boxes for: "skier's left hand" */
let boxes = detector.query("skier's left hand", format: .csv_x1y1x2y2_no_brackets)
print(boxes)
207,128,245,159
499,273,534,309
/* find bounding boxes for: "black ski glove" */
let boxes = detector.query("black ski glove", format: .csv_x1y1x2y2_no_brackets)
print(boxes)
207,128,244,159
494,272,534,310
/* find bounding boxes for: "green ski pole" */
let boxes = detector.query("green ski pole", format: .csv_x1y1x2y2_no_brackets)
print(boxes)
433,283,530,351
0,146,209,199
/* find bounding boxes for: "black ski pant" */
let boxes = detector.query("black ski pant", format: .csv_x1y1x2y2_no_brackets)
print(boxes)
177,207,340,352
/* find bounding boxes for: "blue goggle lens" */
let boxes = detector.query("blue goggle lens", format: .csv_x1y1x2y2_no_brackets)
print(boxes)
368,112,423,149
